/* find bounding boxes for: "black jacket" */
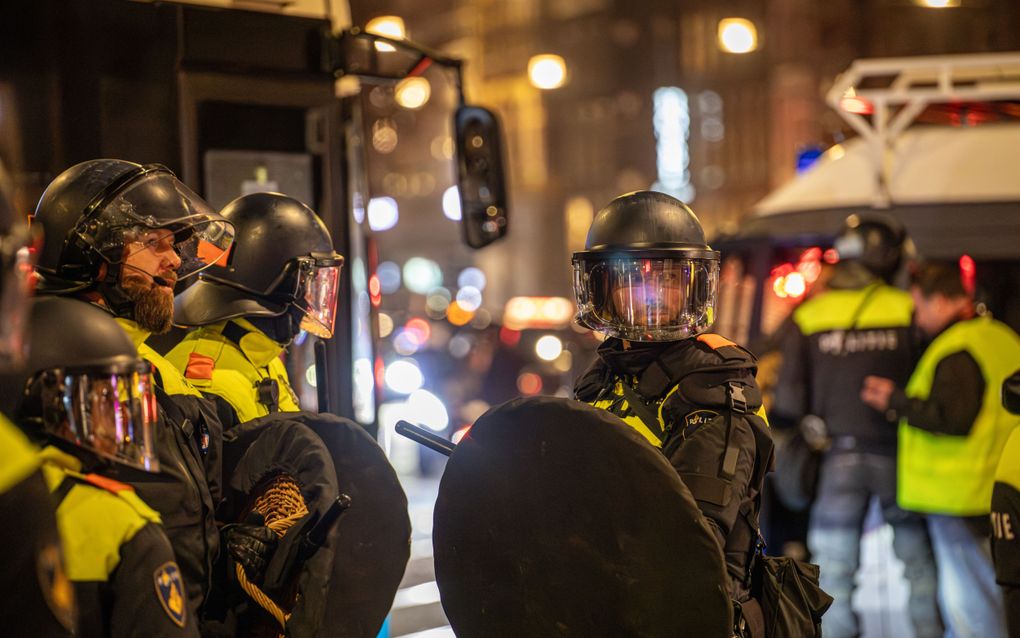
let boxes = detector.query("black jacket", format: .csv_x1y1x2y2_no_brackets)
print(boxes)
576,336,774,602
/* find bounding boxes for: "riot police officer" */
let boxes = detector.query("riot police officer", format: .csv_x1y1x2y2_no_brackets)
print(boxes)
995,371,1020,638
772,213,941,638
5,296,199,638
167,191,342,425
572,191,774,637
0,159,77,637
29,159,242,624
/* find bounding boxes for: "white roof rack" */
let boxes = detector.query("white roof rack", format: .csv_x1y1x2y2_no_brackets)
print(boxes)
825,52,1020,207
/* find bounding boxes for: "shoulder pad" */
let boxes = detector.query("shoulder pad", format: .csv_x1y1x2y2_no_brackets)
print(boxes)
184,352,215,381
82,473,133,494
694,333,757,364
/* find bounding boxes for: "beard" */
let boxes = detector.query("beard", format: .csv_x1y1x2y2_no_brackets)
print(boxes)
121,276,175,334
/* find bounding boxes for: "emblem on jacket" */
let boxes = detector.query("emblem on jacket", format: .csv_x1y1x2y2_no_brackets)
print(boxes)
154,562,187,627
683,409,719,436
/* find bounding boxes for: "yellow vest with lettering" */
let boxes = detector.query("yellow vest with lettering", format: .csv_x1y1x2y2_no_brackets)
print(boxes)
899,317,1020,515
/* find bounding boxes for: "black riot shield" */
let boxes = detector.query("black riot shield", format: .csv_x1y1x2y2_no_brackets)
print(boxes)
433,396,732,638
221,412,411,638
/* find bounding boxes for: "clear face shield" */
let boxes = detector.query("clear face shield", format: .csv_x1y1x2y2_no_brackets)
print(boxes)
0,222,40,369
30,361,160,472
572,255,719,342
78,170,235,281
294,254,343,339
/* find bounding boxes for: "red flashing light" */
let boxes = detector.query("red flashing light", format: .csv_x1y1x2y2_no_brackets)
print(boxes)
840,97,873,115
517,372,543,396
823,248,839,264
959,254,976,296
374,356,385,392
499,325,522,347
369,274,382,307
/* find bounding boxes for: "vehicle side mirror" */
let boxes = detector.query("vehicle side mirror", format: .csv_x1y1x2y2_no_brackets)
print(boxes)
454,105,509,249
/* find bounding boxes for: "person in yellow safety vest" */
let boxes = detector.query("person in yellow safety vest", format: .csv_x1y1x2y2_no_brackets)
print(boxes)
774,213,941,638
29,159,277,630
0,156,77,637
995,370,1020,638
862,260,1020,638
2,296,200,637
167,192,343,427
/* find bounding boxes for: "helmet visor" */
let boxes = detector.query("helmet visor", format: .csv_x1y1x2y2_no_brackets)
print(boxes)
81,171,235,280
44,362,159,472
0,222,40,369
297,256,343,339
573,257,719,341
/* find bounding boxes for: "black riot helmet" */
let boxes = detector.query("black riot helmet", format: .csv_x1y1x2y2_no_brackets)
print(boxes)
833,212,911,282
572,191,720,342
32,159,235,302
4,297,159,472
174,192,343,339
0,158,38,370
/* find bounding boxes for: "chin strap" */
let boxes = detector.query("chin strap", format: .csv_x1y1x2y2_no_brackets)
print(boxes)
248,311,301,347
94,263,138,323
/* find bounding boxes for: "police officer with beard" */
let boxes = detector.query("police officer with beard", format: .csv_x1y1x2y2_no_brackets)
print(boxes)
30,160,277,627
572,191,774,637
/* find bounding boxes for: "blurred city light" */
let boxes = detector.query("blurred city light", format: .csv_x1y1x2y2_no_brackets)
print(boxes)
378,312,394,338
918,0,959,6
470,308,492,330
528,54,567,90
377,261,402,294
457,267,487,291
452,425,472,445
448,334,472,358
305,364,317,388
395,77,431,110
354,357,376,425
442,185,462,221
455,286,483,312
504,296,574,330
652,87,694,202
385,359,425,395
403,257,443,294
371,118,399,154
517,372,543,396
553,350,574,373
365,16,405,52
393,329,422,355
717,18,758,54
368,197,399,231
369,273,382,307
827,144,846,160
447,301,475,326
407,389,449,432
499,326,522,347
839,88,873,115
535,335,564,362
405,317,431,344
425,287,452,319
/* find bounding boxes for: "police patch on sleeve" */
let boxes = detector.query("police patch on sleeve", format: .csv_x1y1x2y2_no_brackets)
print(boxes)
683,409,719,438
153,562,187,628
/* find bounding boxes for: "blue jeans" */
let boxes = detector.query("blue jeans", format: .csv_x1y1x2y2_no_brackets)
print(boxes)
927,515,1007,638
808,451,942,638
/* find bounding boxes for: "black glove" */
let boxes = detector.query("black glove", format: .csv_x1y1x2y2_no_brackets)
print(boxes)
223,513,278,582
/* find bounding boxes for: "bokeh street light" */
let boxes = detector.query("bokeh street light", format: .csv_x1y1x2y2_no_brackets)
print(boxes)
717,18,758,54
528,54,567,90
395,77,431,110
365,16,406,52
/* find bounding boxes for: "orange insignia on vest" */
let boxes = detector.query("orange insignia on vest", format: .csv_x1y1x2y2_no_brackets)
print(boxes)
83,473,133,494
185,352,215,380
697,333,738,350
